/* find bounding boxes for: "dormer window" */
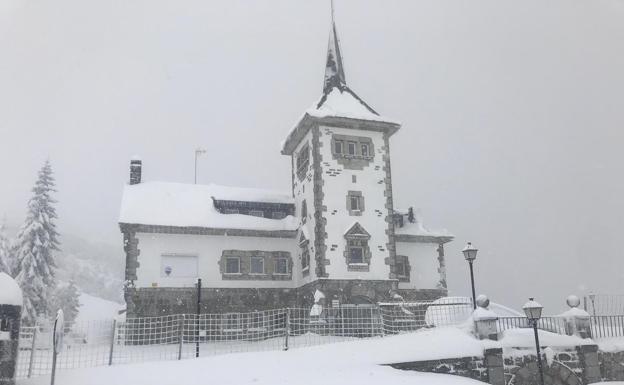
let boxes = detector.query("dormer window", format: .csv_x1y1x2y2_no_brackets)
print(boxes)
343,222,371,271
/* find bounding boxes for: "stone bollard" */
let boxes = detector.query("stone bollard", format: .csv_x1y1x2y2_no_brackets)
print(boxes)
473,295,499,341
560,295,592,339
0,273,23,385
484,348,505,385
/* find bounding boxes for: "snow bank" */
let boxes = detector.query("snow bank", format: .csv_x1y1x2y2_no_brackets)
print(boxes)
499,328,590,348
0,272,22,306
394,208,453,238
119,182,298,231
20,328,489,385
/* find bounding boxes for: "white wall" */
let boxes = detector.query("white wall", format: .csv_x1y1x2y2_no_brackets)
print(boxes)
135,232,299,289
396,241,442,290
317,125,392,281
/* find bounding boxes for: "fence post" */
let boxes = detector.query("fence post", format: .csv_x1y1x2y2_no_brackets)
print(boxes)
27,326,37,378
178,316,184,360
370,307,375,337
283,309,290,351
108,319,117,366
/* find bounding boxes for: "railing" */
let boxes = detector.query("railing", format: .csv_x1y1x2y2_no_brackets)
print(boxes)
15,301,624,380
16,301,473,379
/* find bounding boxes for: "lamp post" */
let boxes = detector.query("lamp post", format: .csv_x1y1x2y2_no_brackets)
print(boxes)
462,242,478,309
523,298,545,385
194,148,206,184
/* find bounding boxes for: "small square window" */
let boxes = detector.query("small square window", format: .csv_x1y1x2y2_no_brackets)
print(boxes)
347,142,356,155
335,141,343,154
349,247,364,264
225,257,240,274
274,258,289,274
361,143,369,157
250,257,264,274
249,210,264,218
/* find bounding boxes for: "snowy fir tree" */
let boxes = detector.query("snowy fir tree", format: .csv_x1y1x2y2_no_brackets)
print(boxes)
51,280,80,326
0,221,11,275
14,160,61,324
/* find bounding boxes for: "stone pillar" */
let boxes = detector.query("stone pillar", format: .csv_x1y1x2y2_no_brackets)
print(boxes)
0,273,23,385
561,295,592,338
577,344,601,384
473,295,499,341
484,348,505,385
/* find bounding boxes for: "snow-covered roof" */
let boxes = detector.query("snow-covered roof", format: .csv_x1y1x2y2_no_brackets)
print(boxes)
0,272,23,306
394,208,453,242
309,87,398,124
119,182,298,231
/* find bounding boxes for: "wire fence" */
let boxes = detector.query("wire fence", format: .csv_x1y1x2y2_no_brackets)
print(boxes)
15,301,624,380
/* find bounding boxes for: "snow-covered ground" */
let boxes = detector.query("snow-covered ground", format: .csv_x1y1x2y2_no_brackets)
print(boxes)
19,328,489,385
75,293,125,323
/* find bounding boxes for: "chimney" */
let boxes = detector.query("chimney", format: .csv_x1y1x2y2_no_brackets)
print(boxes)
130,156,142,185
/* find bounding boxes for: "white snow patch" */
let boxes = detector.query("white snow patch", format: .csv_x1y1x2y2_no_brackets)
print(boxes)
559,307,590,319
0,272,22,306
76,293,125,323
20,328,490,385
119,182,298,231
499,328,590,348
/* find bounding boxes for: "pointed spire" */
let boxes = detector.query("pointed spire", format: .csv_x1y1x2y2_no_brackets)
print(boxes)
323,0,346,94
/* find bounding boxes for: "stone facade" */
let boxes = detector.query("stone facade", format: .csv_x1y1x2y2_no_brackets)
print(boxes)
0,304,21,385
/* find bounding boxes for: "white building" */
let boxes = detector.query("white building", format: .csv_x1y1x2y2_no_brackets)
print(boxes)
119,13,452,318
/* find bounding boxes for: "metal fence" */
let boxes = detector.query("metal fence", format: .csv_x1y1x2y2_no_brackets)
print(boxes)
16,301,473,379
16,301,624,380
584,294,624,316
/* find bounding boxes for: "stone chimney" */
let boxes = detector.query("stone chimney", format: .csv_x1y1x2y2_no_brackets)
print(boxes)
130,156,142,185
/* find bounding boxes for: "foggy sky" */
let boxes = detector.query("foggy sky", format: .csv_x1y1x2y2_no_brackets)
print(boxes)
1,0,623,312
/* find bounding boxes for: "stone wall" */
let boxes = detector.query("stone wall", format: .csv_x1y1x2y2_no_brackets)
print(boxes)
0,304,21,385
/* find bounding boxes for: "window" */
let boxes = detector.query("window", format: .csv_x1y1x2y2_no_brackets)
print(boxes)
161,254,198,278
396,261,406,277
350,196,360,211
334,141,343,154
272,211,286,219
249,210,264,218
225,257,240,274
224,208,239,214
361,143,369,157
347,191,364,214
250,257,264,274
349,245,364,264
347,142,356,155
301,200,307,223
274,257,289,274
296,144,310,177
301,247,310,271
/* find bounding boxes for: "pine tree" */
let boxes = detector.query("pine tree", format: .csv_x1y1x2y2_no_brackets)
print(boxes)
51,280,80,326
0,221,11,275
14,160,61,324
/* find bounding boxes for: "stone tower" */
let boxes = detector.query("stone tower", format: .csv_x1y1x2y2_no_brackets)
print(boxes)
281,9,402,304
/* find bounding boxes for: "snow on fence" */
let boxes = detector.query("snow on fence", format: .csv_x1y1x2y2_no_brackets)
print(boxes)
15,302,624,380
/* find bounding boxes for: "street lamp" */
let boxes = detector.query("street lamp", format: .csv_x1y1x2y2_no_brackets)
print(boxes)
194,148,207,184
462,242,478,309
523,298,545,385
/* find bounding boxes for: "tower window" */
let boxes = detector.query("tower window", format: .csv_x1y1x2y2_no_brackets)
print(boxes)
301,200,307,223
361,143,369,157
296,143,310,181
346,191,364,215
349,245,364,264
350,196,360,211
347,142,357,155
334,141,343,154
